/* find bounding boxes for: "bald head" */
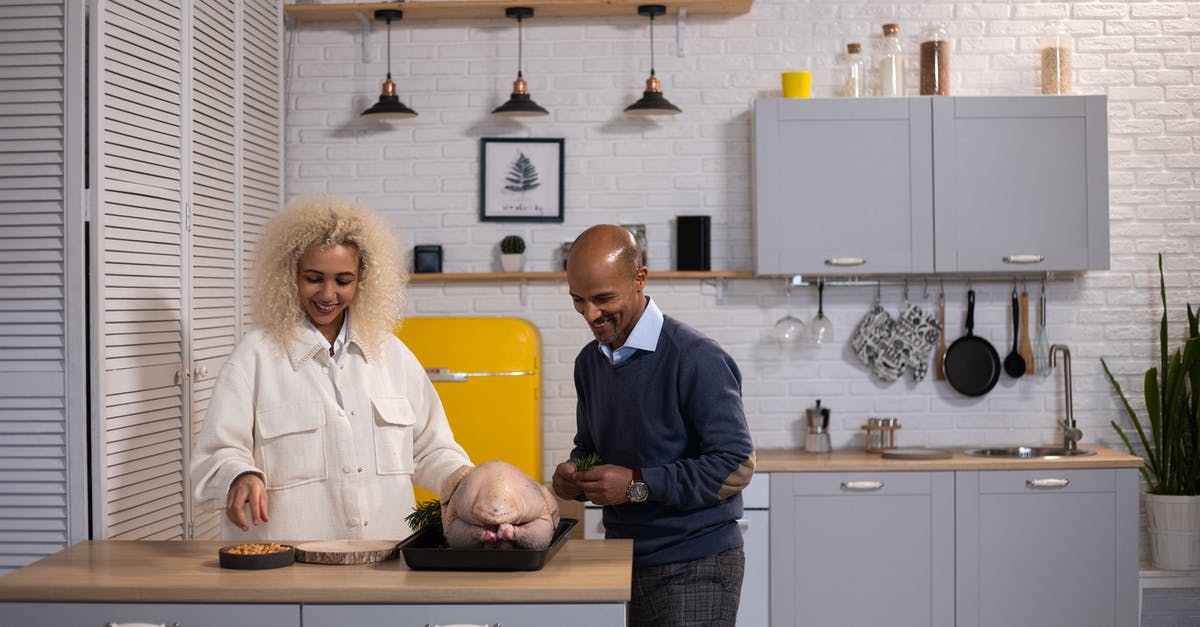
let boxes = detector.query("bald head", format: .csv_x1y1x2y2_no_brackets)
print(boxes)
565,224,648,349
566,224,643,279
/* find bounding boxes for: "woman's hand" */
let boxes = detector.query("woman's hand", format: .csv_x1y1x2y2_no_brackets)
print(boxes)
226,472,268,532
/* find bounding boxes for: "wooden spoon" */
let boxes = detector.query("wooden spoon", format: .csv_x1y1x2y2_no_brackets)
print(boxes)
1019,288,1035,374
1003,288,1026,378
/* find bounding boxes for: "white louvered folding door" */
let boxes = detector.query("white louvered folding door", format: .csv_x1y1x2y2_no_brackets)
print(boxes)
0,0,89,572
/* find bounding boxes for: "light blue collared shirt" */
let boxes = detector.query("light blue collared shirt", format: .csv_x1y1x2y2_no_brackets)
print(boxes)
306,312,350,406
598,296,662,366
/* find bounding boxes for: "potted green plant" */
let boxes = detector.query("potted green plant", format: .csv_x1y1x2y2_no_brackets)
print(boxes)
499,235,526,272
1102,253,1200,570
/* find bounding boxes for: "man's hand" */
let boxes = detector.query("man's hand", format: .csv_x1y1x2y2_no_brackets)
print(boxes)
575,464,635,505
552,461,583,500
225,472,268,532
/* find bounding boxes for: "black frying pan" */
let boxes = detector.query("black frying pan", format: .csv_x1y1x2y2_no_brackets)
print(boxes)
943,289,1001,397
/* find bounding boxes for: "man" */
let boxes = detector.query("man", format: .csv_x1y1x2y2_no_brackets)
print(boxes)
552,224,756,627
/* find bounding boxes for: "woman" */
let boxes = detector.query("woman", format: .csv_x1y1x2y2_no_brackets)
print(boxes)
191,195,472,540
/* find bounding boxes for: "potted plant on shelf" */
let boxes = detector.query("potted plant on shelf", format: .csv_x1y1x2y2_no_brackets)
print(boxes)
1102,253,1200,570
499,235,526,272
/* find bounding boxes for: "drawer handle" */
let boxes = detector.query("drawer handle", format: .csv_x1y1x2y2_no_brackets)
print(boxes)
105,623,180,627
825,257,867,267
1026,478,1069,489
426,624,500,627
841,480,884,491
1002,254,1045,264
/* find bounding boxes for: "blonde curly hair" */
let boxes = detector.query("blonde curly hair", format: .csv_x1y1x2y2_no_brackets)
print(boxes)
254,194,407,353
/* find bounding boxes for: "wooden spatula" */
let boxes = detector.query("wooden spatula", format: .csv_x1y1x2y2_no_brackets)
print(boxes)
934,289,946,380
1019,288,1035,374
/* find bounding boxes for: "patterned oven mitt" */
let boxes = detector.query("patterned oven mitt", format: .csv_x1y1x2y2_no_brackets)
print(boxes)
889,302,942,381
851,303,895,375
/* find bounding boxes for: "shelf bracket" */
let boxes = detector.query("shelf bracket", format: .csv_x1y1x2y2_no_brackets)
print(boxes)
715,277,726,304
358,11,373,63
519,278,529,306
676,7,687,57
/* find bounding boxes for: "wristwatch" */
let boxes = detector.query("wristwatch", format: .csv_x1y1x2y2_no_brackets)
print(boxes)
627,469,649,503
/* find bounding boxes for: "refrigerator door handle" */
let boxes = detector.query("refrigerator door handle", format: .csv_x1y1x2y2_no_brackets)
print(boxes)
425,367,536,382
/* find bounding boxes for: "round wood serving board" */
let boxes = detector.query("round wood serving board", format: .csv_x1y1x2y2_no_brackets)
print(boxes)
294,540,399,565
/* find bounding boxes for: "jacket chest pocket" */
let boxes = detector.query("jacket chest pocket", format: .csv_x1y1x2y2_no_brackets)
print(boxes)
256,402,327,490
373,398,416,475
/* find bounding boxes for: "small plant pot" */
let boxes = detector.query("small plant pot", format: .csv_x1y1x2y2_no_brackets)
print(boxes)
499,253,525,273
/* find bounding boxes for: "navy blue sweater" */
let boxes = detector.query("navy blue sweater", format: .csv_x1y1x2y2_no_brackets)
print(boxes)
572,315,756,566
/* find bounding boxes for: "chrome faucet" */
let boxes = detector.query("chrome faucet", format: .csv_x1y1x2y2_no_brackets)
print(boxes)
1049,344,1082,450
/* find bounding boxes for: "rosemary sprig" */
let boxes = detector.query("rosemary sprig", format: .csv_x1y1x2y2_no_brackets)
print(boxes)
405,498,443,533
570,451,601,471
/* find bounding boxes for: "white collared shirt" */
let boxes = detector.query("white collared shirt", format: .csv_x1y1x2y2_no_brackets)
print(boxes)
599,296,663,365
306,313,350,406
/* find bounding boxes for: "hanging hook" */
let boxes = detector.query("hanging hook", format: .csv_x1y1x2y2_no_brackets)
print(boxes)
874,280,882,304
902,278,909,302
923,278,929,300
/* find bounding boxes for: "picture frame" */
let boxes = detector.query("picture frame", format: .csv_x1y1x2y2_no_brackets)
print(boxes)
479,137,565,222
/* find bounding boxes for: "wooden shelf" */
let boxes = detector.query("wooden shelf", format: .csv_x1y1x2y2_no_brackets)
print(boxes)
284,0,753,22
409,270,753,282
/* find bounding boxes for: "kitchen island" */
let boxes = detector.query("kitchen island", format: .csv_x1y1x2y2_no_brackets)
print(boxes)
0,538,632,626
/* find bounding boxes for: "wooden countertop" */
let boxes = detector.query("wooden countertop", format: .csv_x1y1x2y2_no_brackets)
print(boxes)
0,539,632,604
755,444,1143,472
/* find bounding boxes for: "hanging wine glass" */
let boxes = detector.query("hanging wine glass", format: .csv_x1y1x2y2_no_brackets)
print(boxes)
774,277,806,345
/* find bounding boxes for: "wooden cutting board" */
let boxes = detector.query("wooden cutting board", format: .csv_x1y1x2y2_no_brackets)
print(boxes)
294,540,399,565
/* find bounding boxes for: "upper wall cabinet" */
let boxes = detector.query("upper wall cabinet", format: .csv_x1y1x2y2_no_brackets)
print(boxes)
753,95,1109,276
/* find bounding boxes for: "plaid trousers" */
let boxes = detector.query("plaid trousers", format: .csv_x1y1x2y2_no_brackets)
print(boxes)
628,547,745,627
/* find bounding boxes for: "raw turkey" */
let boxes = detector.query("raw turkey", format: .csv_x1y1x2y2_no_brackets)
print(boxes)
442,460,560,550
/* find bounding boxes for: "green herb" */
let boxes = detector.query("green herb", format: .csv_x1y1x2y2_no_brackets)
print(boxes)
405,498,443,533
570,451,601,471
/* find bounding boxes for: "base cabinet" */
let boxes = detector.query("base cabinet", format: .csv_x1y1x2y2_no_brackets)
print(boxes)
0,602,299,627
955,468,1139,627
769,471,955,627
303,603,625,626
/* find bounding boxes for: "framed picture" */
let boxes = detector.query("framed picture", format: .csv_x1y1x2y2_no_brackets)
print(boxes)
479,137,564,222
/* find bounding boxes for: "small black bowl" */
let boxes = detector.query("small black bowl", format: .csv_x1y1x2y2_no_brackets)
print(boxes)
218,543,296,570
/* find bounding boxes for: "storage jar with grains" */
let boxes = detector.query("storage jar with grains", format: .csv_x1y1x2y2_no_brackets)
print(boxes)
876,23,904,97
919,23,949,96
1040,21,1072,94
843,42,866,98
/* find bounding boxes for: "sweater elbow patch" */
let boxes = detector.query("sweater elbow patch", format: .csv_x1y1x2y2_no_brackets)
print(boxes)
716,451,756,500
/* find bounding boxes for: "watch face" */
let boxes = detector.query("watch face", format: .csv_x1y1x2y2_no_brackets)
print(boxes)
627,481,649,503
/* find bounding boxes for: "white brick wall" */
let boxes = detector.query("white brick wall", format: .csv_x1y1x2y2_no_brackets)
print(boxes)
284,0,1199,479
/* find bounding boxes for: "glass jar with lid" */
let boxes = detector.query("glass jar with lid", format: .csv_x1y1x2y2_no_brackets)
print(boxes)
1039,21,1073,94
919,23,949,95
843,42,866,98
876,23,904,97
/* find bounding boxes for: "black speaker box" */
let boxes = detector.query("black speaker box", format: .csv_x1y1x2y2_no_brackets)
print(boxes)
413,245,443,273
676,215,711,271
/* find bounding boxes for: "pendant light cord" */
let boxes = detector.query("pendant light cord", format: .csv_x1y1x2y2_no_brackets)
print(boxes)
385,15,393,80
648,13,656,76
517,16,524,78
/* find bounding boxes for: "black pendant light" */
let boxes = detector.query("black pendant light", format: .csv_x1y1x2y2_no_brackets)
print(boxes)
625,4,681,115
362,9,418,119
492,7,549,117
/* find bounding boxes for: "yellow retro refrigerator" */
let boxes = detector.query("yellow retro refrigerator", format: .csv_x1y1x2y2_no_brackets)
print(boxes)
395,317,542,503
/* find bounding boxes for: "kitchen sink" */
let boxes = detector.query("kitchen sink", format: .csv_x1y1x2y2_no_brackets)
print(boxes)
963,446,1097,458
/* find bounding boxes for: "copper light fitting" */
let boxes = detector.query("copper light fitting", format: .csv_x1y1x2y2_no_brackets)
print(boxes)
493,7,549,117
625,4,681,115
362,9,418,119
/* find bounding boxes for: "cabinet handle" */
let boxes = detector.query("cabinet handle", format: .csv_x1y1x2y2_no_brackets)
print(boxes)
1002,254,1045,264
1026,478,1069,489
426,624,499,627
105,623,179,627
825,257,867,267
841,480,884,491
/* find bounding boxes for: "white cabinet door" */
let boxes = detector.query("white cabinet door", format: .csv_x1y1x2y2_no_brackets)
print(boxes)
0,602,298,627
754,98,934,275
932,96,1108,272
955,468,1139,627
769,471,954,627
303,603,625,626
